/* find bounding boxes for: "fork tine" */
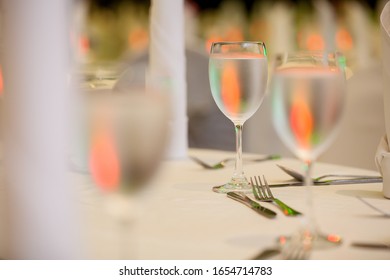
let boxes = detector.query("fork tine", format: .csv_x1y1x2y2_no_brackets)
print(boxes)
289,246,309,260
262,176,275,199
287,248,301,260
252,176,258,186
254,176,265,199
250,177,259,197
250,177,261,200
257,176,268,198
282,240,308,260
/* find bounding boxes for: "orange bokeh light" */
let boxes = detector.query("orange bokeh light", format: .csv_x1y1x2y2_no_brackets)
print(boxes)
78,35,90,55
327,234,342,243
306,33,325,51
336,28,353,51
128,27,149,52
89,125,120,192
224,26,244,41
205,34,223,52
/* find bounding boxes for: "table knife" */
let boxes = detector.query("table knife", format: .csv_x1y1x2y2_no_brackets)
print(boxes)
227,192,277,219
268,177,383,188
351,242,390,250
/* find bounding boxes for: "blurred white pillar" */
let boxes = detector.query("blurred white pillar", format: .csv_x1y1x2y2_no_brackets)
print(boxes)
347,1,373,68
149,0,188,159
315,0,337,52
2,0,82,258
266,2,294,54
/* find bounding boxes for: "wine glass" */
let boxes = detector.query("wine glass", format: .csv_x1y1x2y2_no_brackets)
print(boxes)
209,41,268,193
84,85,170,258
270,51,347,251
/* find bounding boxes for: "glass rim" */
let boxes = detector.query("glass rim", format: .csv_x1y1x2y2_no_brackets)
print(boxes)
274,50,344,57
271,50,349,78
211,41,266,47
210,41,267,55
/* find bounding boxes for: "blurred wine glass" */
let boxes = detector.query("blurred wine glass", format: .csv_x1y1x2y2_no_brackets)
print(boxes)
209,41,268,193
270,51,347,253
84,79,170,258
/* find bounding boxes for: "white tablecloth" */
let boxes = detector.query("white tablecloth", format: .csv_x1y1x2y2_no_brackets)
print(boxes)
1,149,389,259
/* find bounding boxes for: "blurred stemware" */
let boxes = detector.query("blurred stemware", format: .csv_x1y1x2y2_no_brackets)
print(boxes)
270,51,347,251
84,82,170,258
209,41,268,193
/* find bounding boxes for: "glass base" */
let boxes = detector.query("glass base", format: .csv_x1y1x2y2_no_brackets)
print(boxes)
212,176,251,193
279,229,342,251
254,230,341,260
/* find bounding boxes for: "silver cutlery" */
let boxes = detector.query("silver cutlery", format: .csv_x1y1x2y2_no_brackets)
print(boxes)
250,175,302,216
356,196,390,217
252,246,310,260
351,242,390,250
226,191,277,219
282,244,310,260
190,154,280,170
251,247,281,260
252,241,310,260
277,164,382,183
267,177,383,188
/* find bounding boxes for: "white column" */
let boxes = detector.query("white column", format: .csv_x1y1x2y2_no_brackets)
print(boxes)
2,0,82,258
149,0,188,159
315,0,337,53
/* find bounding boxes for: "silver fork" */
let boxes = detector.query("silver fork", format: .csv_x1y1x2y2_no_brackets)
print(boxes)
282,242,310,260
281,233,312,260
285,248,305,260
251,175,302,216
252,241,310,260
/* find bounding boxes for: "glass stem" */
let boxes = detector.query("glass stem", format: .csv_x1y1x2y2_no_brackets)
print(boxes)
233,124,244,179
304,160,316,233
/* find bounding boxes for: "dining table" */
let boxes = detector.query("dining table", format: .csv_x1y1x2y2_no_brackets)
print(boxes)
1,148,389,260
64,148,390,260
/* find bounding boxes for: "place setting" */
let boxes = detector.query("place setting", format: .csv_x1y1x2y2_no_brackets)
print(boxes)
2,0,390,265
204,45,373,259
164,31,390,259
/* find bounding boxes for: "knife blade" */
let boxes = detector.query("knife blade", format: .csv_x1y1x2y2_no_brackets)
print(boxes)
268,177,383,188
227,192,277,219
351,242,390,250
251,247,281,260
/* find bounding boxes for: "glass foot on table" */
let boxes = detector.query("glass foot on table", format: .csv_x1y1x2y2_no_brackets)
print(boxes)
278,230,342,251
212,177,251,193
253,231,343,260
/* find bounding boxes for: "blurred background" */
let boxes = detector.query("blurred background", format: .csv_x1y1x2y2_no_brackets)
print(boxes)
68,0,389,170
82,0,384,63
71,0,389,170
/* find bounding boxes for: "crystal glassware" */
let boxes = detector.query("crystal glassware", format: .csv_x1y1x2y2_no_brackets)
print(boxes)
84,84,170,258
209,41,268,193
270,51,347,250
